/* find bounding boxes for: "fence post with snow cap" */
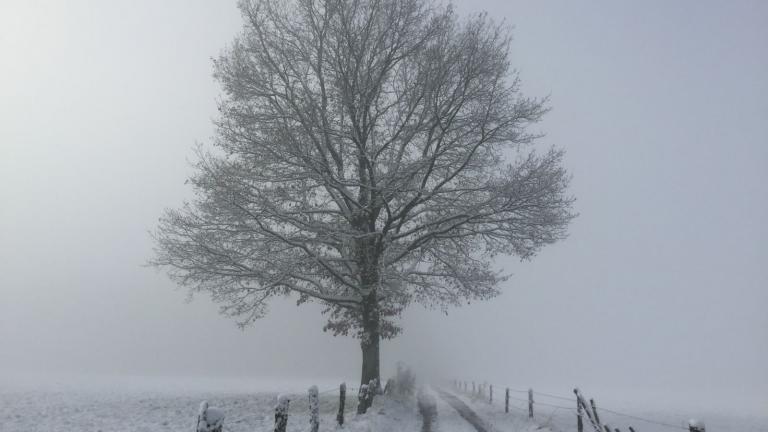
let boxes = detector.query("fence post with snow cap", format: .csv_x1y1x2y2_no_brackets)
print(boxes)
528,388,534,419
505,388,510,413
590,399,601,426
576,389,602,432
689,419,705,432
337,382,346,426
575,388,584,432
308,385,319,432
274,394,289,432
196,401,225,432
363,378,378,408
357,384,369,414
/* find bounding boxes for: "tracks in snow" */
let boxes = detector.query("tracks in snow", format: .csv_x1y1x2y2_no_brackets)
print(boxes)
434,388,493,432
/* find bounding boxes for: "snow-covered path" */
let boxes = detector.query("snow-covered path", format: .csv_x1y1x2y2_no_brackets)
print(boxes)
435,388,491,432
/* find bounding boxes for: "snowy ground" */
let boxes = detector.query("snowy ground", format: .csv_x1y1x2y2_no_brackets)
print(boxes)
0,389,425,432
427,388,476,432
1,375,765,432
0,374,420,432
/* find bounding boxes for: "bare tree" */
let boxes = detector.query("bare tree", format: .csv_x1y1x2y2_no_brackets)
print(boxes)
151,0,575,399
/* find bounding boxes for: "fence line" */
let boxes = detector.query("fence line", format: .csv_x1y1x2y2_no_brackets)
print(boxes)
197,381,371,432
450,379,702,432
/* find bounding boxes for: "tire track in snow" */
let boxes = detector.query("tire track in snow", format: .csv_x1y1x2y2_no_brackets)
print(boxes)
436,388,493,432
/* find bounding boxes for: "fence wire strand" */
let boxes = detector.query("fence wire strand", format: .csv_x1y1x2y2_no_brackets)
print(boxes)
536,400,576,410
598,407,689,430
534,390,576,402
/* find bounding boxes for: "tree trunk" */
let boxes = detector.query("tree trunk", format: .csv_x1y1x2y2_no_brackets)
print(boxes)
354,221,382,391
360,334,380,386
360,290,381,388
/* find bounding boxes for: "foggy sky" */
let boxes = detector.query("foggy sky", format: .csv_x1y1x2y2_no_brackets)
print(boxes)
1,0,766,416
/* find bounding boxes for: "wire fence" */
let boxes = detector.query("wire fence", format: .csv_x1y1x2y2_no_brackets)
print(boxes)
197,378,701,432
450,379,695,432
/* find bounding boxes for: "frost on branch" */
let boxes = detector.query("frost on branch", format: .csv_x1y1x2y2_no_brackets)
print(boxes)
150,0,575,343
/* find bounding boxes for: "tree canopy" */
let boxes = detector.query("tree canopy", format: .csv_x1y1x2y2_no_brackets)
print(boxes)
151,0,575,386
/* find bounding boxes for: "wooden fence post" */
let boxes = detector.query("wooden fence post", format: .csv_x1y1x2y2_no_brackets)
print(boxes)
196,401,225,432
628,427,636,432
337,383,346,426
528,388,534,419
274,395,290,432
463,381,467,391
357,384,369,414
689,419,705,432
490,385,493,403
590,399,601,425
369,378,378,403
603,425,611,432
472,381,476,394
505,388,510,413
577,391,602,432
308,386,319,432
574,389,583,432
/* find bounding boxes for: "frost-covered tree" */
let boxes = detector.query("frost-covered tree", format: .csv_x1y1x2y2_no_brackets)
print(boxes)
151,0,575,393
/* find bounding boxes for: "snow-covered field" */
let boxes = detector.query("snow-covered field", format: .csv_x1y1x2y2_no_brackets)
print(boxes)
0,378,493,432
1,375,765,432
0,374,428,432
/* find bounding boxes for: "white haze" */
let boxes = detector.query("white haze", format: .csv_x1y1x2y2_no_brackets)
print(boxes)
1,0,766,418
